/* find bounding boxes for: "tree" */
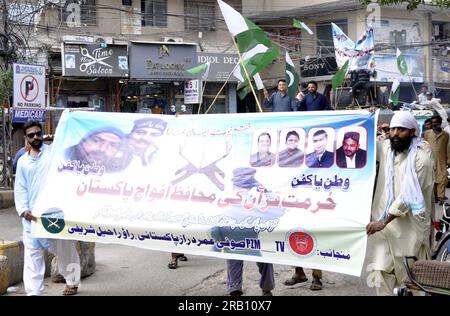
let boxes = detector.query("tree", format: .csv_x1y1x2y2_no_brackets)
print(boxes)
0,65,12,107
360,0,450,10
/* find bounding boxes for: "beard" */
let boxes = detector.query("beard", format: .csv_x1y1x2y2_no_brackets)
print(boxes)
30,139,43,150
390,135,412,153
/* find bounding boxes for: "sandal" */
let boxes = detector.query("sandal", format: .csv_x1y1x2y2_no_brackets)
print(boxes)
168,258,178,269
62,286,78,296
176,254,188,262
310,278,323,291
283,274,308,286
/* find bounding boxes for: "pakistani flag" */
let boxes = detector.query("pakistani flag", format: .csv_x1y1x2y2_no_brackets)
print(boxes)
237,80,257,100
389,79,400,106
293,19,313,35
285,51,299,98
331,59,349,90
253,73,264,90
218,0,279,84
186,62,210,80
396,48,408,76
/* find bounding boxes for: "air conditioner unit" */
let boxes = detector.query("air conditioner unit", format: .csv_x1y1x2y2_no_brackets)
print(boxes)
94,36,114,44
163,37,183,43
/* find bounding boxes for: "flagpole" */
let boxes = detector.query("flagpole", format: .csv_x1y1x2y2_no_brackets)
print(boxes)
197,80,207,114
230,36,264,113
408,74,418,100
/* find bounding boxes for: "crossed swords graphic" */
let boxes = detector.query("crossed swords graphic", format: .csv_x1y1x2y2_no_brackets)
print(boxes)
171,143,232,191
46,218,61,230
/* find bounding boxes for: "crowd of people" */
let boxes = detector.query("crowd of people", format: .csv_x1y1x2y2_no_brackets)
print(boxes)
12,77,448,297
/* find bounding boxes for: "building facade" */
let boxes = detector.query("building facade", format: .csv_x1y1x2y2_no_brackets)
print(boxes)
243,0,450,106
8,0,242,117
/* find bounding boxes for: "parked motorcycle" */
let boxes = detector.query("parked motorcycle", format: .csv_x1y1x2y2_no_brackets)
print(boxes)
432,201,450,262
395,202,450,296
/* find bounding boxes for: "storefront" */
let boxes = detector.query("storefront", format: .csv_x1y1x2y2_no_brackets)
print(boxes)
126,43,239,114
127,42,197,114
196,52,239,113
57,42,129,110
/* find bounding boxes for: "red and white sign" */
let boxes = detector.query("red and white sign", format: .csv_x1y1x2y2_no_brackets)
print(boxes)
13,63,46,108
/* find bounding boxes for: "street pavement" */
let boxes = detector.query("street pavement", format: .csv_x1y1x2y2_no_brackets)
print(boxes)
0,205,381,296
2,194,445,296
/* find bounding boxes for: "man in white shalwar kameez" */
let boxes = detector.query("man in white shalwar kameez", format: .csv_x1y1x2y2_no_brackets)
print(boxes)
14,121,80,296
367,111,434,296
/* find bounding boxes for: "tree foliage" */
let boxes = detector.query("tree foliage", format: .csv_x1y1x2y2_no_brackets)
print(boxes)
360,0,450,10
0,65,12,106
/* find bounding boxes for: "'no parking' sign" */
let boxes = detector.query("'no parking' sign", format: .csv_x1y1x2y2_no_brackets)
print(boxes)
13,63,46,108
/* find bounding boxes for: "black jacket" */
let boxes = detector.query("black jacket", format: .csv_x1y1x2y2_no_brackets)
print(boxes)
336,146,367,168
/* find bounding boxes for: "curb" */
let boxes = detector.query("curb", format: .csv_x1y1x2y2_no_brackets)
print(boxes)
0,191,14,209
0,241,25,290
0,240,53,294
0,240,95,295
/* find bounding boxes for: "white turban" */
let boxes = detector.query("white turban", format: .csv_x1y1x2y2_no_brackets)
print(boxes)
390,111,420,137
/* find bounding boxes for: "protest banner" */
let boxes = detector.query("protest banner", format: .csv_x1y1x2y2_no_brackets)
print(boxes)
33,110,377,276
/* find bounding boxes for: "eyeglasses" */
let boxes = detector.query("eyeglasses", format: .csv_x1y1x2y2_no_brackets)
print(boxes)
26,131,43,139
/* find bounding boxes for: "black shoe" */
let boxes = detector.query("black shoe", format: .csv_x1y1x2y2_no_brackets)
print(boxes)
230,290,243,296
262,290,273,296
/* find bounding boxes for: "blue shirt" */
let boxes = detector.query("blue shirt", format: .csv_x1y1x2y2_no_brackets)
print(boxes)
13,146,26,174
263,92,299,112
14,144,51,248
299,93,331,111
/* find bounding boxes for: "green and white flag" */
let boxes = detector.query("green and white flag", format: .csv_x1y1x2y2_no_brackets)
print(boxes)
253,73,264,90
331,59,349,90
396,48,408,76
218,0,279,84
293,19,313,35
186,62,210,80
285,51,299,98
389,78,400,106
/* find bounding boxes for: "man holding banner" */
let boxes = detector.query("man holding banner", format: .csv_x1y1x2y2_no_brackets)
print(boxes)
367,111,434,296
15,121,81,296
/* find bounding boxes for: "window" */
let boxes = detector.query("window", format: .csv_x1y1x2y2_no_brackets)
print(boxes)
62,0,97,26
141,0,167,27
184,0,215,31
432,22,450,57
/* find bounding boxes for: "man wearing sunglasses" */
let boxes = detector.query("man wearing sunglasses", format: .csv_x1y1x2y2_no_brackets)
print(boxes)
14,121,81,296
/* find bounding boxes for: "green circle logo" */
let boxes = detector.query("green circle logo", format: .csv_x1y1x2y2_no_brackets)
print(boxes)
41,208,65,234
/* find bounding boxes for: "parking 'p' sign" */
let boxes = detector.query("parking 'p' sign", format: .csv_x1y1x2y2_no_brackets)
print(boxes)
13,63,46,108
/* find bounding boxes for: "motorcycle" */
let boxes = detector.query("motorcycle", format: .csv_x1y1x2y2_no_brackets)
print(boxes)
395,202,450,296
432,202,450,262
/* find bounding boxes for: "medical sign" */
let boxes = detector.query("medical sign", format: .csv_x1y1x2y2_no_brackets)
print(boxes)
33,110,377,276
12,108,46,123
13,63,46,108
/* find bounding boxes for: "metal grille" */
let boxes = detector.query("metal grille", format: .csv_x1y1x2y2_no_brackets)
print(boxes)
184,0,215,32
141,0,167,27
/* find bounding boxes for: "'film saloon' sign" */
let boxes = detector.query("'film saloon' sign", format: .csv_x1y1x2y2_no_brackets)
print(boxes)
62,43,129,77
